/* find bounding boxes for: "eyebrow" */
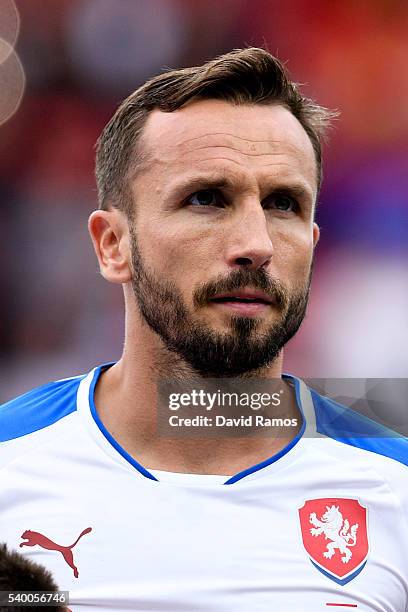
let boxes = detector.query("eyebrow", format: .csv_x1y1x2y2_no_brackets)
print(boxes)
170,174,231,194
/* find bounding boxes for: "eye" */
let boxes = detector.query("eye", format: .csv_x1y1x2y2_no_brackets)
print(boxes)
186,190,223,207
264,193,298,212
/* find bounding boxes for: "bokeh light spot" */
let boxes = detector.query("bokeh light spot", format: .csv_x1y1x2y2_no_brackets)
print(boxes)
0,0,19,56
0,39,25,125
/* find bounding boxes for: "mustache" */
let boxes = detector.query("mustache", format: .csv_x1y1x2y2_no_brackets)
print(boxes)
193,267,288,310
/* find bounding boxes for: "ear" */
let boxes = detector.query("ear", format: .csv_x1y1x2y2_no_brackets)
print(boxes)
88,208,132,284
312,222,320,248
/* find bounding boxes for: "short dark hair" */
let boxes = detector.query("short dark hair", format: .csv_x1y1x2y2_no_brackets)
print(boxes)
95,47,336,217
0,543,65,611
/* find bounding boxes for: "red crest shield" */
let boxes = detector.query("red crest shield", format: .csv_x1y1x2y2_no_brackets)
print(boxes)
298,498,369,585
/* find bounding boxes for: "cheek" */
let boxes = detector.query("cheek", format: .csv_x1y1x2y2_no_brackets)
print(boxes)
137,221,218,281
272,228,315,278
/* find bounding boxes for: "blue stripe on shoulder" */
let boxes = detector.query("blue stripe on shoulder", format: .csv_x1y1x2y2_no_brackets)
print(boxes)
310,388,408,467
0,376,84,442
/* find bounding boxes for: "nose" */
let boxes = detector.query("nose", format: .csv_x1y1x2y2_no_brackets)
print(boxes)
225,201,274,270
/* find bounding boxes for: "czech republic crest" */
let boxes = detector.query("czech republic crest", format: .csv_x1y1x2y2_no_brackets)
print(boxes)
298,498,369,585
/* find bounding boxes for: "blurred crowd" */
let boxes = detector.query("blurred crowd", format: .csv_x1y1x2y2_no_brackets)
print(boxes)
0,0,407,401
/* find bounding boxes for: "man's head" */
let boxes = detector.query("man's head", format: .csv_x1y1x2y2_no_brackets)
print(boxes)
90,48,335,377
0,543,67,611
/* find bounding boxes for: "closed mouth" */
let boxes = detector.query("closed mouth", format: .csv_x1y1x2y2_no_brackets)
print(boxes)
211,296,270,304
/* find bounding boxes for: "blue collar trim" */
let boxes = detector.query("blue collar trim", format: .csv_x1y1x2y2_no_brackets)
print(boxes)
88,364,306,486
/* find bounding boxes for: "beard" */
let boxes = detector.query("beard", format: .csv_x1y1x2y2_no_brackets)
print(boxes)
129,225,313,378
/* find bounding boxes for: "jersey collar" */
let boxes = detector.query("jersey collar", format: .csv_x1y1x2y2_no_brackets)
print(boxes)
77,363,320,485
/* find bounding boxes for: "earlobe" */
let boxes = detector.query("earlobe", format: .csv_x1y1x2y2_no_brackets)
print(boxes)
88,209,132,284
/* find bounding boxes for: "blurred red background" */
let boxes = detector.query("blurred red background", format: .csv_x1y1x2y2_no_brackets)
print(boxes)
1,0,407,400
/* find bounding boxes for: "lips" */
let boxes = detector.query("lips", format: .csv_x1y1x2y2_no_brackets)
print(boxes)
210,289,273,305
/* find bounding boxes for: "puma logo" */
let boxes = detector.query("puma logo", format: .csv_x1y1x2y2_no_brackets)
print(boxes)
20,527,92,578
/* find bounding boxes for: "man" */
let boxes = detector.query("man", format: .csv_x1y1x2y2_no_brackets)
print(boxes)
0,48,407,611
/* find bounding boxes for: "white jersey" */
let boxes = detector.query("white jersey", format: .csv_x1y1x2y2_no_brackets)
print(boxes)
0,364,407,612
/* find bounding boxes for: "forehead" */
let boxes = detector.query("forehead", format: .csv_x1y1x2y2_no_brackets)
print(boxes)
137,99,317,193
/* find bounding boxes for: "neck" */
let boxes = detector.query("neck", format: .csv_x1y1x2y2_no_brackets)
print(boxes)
94,314,302,476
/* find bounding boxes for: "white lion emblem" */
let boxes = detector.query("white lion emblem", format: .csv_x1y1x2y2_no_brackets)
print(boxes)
309,505,359,564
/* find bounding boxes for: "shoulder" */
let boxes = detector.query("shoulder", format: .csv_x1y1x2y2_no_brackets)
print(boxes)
307,386,408,524
0,374,85,444
309,387,408,469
